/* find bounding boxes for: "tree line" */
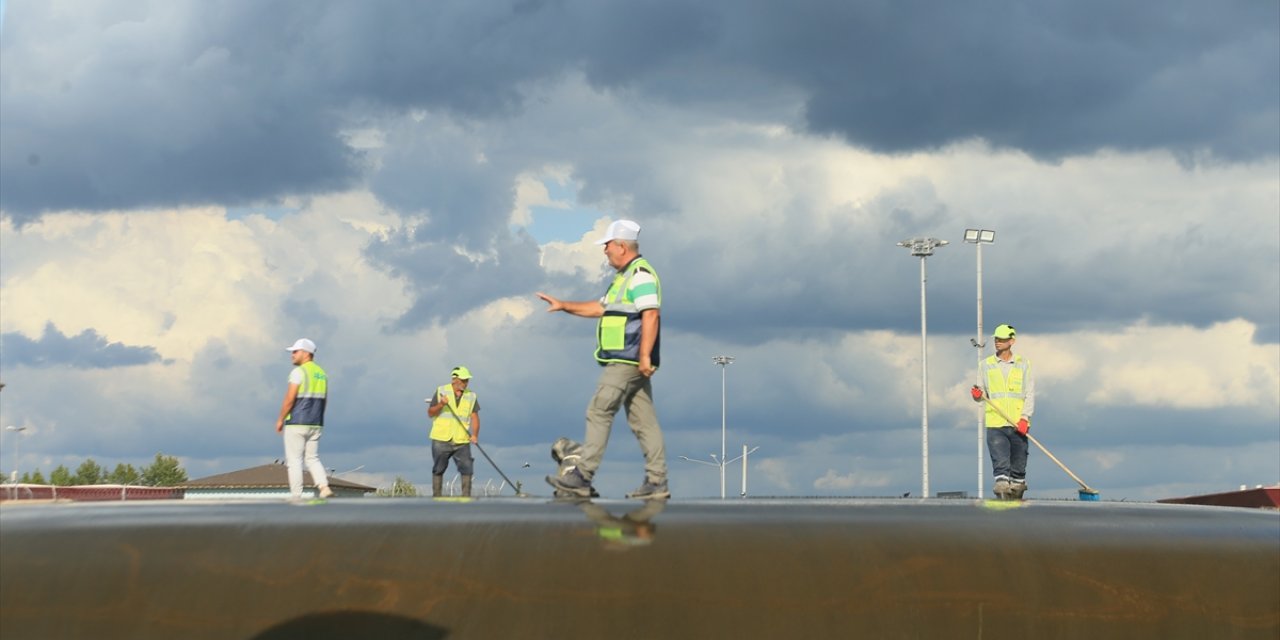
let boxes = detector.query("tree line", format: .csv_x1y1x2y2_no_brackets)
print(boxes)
17,453,188,487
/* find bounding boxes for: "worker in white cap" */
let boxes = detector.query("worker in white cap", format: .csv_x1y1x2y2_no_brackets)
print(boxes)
536,219,670,500
276,338,334,500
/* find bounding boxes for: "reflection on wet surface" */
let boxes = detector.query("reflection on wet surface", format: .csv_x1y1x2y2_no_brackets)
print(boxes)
572,498,666,548
1,499,1276,639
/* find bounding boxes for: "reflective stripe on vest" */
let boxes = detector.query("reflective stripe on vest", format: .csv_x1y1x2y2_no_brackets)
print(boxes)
285,361,327,427
431,384,477,444
595,257,661,366
981,354,1029,428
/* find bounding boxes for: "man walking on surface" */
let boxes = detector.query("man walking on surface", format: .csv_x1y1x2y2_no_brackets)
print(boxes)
427,366,481,497
537,219,670,499
276,338,334,501
971,324,1035,500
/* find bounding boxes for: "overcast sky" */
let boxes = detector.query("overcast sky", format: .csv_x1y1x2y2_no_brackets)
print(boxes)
1,0,1276,500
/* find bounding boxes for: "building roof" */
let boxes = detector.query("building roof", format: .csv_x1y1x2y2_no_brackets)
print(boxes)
1158,485,1280,509
183,463,375,492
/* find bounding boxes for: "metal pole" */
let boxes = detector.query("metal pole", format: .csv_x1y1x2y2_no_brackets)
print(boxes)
712,356,734,500
5,426,25,483
897,238,945,500
741,444,748,498
721,361,726,500
976,242,985,499
920,256,930,499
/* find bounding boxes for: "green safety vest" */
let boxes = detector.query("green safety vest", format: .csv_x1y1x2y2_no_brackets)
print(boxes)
431,385,477,444
285,361,327,428
595,257,661,366
981,354,1030,428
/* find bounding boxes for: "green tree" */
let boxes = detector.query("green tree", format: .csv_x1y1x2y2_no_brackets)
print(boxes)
49,465,74,486
107,463,141,485
74,458,107,485
140,453,188,486
20,469,46,484
376,476,419,497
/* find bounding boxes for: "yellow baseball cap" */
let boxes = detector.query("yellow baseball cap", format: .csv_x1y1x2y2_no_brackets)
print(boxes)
993,324,1016,339
451,366,473,380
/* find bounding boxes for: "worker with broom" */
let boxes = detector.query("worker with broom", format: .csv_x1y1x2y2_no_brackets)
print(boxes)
427,366,481,497
971,324,1035,500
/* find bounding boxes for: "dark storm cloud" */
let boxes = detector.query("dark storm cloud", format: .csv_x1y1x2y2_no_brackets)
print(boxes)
2,1,1273,220
0,323,165,369
364,226,545,330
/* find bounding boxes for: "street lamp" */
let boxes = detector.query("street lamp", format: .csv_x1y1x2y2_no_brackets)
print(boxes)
680,357,762,498
712,356,733,498
6,426,27,483
896,237,948,498
964,229,996,498
680,445,759,498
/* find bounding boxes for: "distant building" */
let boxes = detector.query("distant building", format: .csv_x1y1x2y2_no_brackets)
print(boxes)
1158,485,1280,509
182,463,376,500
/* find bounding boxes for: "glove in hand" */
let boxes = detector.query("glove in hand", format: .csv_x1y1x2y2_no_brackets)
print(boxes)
1016,418,1030,435
970,386,984,402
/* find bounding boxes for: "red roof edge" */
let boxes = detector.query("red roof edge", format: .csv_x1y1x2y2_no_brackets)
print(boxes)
1157,486,1280,509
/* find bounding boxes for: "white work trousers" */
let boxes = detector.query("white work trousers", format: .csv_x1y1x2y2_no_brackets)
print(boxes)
283,426,327,499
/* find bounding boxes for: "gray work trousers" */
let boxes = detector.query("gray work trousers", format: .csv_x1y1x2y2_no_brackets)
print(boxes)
580,363,667,483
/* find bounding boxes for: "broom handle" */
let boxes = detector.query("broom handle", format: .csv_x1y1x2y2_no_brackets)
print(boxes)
982,396,1095,493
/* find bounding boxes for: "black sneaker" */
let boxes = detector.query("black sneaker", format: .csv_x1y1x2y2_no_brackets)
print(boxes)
546,468,594,498
626,478,670,500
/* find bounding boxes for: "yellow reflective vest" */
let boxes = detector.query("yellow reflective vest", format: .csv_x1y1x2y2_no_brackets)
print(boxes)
285,361,327,428
980,354,1030,429
430,385,477,444
595,257,661,366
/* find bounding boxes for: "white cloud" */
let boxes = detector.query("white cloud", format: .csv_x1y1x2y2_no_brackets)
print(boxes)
755,458,793,492
1075,319,1278,410
813,468,892,491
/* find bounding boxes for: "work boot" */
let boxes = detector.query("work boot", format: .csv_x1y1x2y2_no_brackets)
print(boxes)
432,475,444,497
993,478,1012,500
461,475,473,497
546,468,594,498
551,437,584,465
1008,480,1027,501
626,478,671,500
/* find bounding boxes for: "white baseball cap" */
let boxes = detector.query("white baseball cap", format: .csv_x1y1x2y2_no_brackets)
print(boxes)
285,338,317,354
595,219,641,245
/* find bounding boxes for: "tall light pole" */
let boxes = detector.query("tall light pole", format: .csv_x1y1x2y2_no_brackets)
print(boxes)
964,229,996,499
680,355,757,499
897,237,948,498
6,426,27,483
713,356,734,498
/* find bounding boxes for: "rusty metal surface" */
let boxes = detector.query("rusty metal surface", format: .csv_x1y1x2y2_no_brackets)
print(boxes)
1,498,1277,639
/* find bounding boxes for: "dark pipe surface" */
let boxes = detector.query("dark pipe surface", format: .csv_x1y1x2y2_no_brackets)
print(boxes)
1,499,1276,639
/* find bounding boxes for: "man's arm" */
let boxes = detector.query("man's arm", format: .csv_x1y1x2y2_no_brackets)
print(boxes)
638,308,660,377
275,383,300,433
536,292,605,318
469,411,480,443
427,391,444,418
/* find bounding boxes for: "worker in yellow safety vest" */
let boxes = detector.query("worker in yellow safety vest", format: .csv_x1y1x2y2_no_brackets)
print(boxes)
971,324,1036,500
426,366,481,497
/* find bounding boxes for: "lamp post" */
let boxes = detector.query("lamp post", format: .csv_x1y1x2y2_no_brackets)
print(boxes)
711,356,734,498
897,237,948,498
6,426,27,483
680,445,759,498
964,229,996,499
